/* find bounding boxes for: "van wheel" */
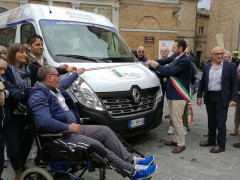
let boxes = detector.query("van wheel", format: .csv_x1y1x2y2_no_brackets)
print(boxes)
20,167,54,180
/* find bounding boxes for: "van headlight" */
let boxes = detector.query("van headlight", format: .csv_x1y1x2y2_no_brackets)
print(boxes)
70,77,105,111
156,88,163,103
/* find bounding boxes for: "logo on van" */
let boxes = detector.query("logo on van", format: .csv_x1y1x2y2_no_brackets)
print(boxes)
110,69,141,80
66,10,94,21
132,88,141,104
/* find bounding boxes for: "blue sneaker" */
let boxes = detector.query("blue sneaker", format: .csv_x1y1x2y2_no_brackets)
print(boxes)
132,165,157,180
134,156,154,166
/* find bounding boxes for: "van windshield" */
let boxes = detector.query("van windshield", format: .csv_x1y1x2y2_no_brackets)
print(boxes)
40,20,135,63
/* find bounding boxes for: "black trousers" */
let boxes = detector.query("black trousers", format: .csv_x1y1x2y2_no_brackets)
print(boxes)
0,131,4,180
206,93,228,148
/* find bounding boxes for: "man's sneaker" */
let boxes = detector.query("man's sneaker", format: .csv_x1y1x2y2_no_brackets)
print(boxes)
184,127,187,135
134,156,154,166
168,126,174,135
132,165,157,180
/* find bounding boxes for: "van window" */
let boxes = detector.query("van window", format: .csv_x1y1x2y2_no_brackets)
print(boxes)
0,26,16,48
40,20,135,63
21,23,36,45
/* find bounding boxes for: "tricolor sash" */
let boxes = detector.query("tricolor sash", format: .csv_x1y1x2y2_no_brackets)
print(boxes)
169,76,193,123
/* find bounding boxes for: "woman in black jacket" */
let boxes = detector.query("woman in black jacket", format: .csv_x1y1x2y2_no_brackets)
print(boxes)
2,43,39,179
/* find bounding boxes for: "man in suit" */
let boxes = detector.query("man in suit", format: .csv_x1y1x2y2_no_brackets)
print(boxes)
197,46,238,153
150,38,191,153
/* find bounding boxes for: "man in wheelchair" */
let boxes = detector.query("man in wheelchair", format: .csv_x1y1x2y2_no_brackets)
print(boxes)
25,65,157,180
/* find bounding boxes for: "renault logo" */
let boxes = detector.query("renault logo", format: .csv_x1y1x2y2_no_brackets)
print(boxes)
132,88,141,104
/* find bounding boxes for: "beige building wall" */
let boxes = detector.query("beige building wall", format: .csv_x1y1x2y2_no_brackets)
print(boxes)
206,0,240,61
0,0,199,60
195,9,209,66
178,0,198,52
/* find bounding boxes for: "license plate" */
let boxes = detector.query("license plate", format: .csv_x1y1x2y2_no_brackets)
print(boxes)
129,118,146,128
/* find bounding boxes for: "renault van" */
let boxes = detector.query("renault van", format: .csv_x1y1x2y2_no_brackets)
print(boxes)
0,4,163,138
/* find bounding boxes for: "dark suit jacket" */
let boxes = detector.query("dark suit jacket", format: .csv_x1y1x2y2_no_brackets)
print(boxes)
155,53,191,100
197,60,238,107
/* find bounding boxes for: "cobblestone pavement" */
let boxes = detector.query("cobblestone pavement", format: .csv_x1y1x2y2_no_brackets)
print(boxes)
2,96,240,180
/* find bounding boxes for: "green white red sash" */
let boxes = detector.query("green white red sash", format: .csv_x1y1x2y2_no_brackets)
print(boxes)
169,76,193,123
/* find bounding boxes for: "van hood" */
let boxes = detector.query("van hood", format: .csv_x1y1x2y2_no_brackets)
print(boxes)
64,62,160,92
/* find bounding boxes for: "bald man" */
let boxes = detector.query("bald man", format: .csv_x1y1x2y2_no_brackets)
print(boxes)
197,46,238,153
137,46,148,62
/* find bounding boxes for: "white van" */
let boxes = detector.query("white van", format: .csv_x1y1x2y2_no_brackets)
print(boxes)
0,4,163,138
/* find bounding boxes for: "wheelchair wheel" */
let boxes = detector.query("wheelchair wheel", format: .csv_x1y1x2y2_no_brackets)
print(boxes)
20,167,54,180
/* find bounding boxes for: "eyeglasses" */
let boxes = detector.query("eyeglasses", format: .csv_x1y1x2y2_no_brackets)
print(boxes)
49,74,60,77
0,52,7,55
138,51,144,53
213,53,224,56
224,56,231,59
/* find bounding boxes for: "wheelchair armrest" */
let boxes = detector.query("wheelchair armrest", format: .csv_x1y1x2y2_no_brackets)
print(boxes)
38,131,72,138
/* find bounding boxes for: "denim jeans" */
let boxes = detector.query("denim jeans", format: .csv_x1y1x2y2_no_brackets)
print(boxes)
3,114,34,173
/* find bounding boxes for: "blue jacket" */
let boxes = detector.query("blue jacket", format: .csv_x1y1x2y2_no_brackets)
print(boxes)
25,72,80,133
155,54,192,100
197,60,238,107
0,77,22,129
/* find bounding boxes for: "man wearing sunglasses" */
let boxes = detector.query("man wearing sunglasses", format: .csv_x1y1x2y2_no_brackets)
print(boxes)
136,46,148,63
197,46,238,153
25,65,157,180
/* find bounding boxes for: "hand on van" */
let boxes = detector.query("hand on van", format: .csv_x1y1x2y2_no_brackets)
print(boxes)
68,66,77,72
59,64,69,69
76,68,85,75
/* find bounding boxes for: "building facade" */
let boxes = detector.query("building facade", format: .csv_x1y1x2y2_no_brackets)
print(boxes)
195,8,209,67
206,0,240,61
0,0,199,59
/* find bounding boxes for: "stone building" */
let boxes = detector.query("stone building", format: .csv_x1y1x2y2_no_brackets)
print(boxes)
206,0,240,61
195,8,209,67
0,0,199,59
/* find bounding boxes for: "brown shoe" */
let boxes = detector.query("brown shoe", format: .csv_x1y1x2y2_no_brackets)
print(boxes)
210,146,225,153
199,141,216,147
164,141,177,146
15,171,23,180
230,129,238,136
172,146,185,153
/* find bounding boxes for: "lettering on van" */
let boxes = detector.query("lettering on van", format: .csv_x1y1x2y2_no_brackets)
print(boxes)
66,10,94,21
111,69,141,80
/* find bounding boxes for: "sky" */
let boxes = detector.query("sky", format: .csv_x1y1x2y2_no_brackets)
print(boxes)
197,0,211,10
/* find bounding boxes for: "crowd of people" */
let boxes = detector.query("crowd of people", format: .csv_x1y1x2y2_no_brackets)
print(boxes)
1,35,240,179
0,35,157,180
136,39,239,154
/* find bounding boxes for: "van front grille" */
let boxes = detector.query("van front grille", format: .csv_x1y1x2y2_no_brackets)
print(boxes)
101,93,157,118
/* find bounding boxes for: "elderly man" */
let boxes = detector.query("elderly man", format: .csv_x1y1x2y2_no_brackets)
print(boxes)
197,46,238,153
136,46,148,62
25,65,157,180
150,39,191,153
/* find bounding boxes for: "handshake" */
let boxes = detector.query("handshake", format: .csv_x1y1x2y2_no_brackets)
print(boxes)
141,60,159,68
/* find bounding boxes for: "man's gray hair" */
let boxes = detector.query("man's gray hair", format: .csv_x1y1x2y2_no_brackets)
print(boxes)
37,65,54,82
0,45,7,54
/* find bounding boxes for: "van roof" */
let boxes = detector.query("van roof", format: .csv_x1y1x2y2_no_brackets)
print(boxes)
0,4,115,28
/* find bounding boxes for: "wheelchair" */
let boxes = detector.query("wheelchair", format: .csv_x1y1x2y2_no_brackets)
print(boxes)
19,105,148,180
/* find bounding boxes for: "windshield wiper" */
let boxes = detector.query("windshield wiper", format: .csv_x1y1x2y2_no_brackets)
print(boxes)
55,54,101,62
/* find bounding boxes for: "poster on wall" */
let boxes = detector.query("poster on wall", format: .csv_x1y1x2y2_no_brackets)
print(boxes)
158,40,174,59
